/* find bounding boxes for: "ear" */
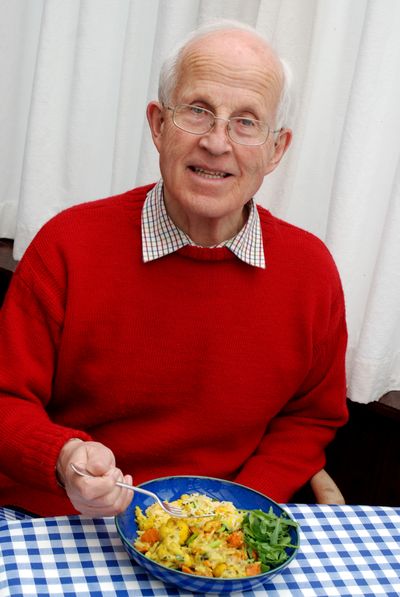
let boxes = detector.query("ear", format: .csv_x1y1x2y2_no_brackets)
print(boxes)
264,128,293,176
146,101,165,152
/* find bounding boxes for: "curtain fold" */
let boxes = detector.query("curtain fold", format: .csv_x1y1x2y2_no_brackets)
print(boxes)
326,0,400,403
0,0,399,404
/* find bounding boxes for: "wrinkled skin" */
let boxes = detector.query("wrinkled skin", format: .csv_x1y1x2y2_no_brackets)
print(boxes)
147,29,292,246
57,440,133,516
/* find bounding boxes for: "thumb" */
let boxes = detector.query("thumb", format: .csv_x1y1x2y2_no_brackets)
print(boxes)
83,442,116,476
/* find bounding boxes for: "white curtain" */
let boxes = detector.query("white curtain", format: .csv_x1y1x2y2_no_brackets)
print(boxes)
1,0,399,404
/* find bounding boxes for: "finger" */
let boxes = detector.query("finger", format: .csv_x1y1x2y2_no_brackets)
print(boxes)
79,467,124,503
70,483,119,515
84,443,116,476
107,468,134,510
81,481,131,517
68,465,117,504
107,483,134,516
104,466,123,478
66,457,132,516
96,469,133,512
71,480,132,517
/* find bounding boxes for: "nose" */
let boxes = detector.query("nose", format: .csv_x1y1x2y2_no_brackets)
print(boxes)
198,118,232,155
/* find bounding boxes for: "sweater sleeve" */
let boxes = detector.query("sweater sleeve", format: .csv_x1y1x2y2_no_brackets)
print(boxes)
0,235,92,494
235,284,348,503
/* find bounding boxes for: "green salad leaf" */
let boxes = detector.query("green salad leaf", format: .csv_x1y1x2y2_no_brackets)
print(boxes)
242,508,299,572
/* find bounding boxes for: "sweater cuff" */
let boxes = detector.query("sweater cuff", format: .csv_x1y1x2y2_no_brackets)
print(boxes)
20,426,92,493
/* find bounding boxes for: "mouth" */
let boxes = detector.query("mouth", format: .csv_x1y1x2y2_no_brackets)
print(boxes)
189,166,232,180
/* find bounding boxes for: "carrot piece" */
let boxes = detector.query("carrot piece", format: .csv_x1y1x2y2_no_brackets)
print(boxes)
227,531,244,548
140,528,160,545
181,565,194,574
245,562,262,576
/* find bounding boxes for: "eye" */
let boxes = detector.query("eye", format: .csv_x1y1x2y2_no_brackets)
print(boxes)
189,105,208,117
236,117,256,128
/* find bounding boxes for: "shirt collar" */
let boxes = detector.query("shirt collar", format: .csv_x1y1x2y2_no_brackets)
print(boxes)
141,179,265,269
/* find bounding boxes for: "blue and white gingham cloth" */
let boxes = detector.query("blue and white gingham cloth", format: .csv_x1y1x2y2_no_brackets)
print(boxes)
1,504,399,596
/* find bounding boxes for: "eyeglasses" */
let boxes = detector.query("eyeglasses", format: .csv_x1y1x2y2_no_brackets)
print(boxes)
166,104,279,146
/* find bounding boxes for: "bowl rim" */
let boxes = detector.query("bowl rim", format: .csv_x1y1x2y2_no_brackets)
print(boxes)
115,474,300,582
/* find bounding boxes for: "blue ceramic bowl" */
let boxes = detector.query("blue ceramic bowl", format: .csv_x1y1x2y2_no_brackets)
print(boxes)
115,475,300,593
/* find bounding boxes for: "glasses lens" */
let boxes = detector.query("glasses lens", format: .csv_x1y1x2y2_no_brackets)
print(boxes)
174,105,213,134
171,105,270,145
229,117,269,145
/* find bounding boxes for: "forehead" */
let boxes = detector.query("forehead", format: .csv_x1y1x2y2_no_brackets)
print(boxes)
174,30,283,111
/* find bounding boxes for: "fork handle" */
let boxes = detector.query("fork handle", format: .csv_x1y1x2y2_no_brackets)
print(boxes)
115,481,156,499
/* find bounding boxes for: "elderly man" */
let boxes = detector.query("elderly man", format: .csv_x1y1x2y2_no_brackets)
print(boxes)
0,21,347,517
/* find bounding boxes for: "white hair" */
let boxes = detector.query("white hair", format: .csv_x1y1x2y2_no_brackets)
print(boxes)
158,19,294,129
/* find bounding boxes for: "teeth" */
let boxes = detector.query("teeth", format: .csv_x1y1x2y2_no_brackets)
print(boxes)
194,167,227,179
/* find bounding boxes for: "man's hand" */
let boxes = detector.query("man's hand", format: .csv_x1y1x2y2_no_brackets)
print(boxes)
56,439,134,516
310,469,345,504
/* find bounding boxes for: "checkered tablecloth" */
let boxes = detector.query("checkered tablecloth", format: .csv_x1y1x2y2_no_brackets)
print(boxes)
1,503,399,596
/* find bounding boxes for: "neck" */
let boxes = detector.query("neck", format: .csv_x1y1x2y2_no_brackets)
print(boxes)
164,199,249,247
186,212,247,246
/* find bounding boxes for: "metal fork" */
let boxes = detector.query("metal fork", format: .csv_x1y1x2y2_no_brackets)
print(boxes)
70,463,210,518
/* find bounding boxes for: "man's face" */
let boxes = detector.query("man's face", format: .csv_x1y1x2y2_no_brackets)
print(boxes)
147,30,291,243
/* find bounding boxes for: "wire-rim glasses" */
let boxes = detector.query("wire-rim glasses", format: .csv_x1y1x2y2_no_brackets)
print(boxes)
166,104,279,146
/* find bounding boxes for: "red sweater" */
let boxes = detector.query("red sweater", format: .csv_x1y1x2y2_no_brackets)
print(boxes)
0,184,347,516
